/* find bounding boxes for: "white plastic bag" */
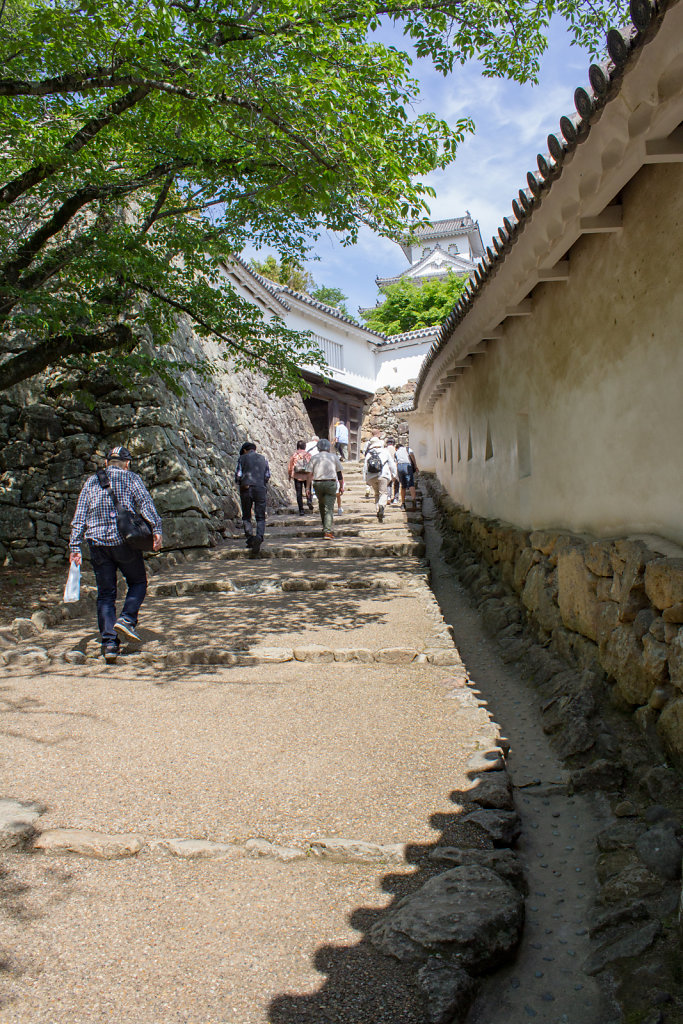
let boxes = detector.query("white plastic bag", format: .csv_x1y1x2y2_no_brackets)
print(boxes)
63,562,81,603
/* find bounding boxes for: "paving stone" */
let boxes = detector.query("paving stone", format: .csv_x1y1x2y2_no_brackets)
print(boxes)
309,838,406,864
157,838,238,859
332,648,375,662
242,647,294,664
292,645,335,663
33,828,145,858
375,647,417,664
244,838,306,862
0,797,45,849
427,649,463,666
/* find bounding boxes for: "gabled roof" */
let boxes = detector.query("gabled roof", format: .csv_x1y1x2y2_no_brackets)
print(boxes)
400,215,483,259
376,244,476,287
413,0,682,413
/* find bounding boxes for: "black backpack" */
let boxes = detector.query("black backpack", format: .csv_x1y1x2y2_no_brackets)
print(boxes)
96,469,154,551
366,449,383,475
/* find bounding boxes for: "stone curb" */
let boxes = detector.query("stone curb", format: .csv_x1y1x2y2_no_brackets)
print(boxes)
1,643,464,670
25,830,421,866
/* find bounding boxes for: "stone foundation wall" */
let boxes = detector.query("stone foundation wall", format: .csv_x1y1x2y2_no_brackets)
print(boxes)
361,382,415,447
0,318,312,565
424,475,683,767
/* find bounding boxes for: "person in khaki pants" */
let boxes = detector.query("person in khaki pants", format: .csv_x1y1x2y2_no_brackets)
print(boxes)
308,439,344,539
363,437,396,522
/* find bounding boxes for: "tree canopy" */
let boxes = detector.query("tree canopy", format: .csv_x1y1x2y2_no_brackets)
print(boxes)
0,0,622,394
250,257,351,316
361,273,469,334
249,256,316,296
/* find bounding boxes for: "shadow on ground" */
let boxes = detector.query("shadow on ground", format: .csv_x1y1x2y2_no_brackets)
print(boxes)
268,775,505,1024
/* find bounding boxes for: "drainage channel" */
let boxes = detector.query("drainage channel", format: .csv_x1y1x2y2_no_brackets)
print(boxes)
421,493,619,1024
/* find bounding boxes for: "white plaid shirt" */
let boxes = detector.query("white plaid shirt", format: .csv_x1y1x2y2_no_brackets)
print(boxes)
69,467,162,552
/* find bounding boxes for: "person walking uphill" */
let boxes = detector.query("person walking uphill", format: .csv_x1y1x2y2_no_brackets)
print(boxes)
363,437,396,522
308,439,343,540
335,420,349,461
235,441,270,556
287,440,313,515
69,445,162,664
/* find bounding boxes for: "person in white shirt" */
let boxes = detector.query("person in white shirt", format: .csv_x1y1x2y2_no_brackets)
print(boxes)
363,438,397,522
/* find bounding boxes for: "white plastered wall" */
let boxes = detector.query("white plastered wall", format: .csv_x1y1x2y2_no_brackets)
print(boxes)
429,161,683,545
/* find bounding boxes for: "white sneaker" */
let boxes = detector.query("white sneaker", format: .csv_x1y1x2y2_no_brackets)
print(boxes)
337,507,344,515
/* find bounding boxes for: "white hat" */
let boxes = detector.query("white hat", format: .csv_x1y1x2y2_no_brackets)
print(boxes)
368,436,383,449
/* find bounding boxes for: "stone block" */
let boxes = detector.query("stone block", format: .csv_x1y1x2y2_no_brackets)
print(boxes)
100,404,136,431
151,480,209,516
669,629,683,691
0,507,36,541
641,635,669,684
585,541,614,577
0,441,34,470
376,647,416,664
333,648,375,662
633,608,657,640
292,645,334,663
19,404,63,441
557,549,600,641
33,828,144,858
162,515,211,549
663,602,683,623
602,625,653,705
512,547,535,592
428,650,463,666
529,530,560,557
645,559,683,611
0,798,45,850
657,697,683,767
522,564,561,633
370,865,524,970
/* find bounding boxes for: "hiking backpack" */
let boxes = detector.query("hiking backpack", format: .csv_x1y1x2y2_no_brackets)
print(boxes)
366,449,383,475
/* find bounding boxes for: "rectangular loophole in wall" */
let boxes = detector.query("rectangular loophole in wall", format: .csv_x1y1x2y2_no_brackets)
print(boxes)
457,436,461,462
467,429,473,461
485,421,493,462
450,438,453,472
517,413,532,478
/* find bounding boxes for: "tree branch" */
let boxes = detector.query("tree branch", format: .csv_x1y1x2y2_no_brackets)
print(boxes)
0,84,151,209
0,323,136,391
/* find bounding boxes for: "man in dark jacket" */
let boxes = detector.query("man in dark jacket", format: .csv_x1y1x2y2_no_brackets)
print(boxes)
235,441,270,556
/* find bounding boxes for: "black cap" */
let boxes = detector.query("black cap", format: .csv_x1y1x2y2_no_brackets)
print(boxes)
106,446,132,461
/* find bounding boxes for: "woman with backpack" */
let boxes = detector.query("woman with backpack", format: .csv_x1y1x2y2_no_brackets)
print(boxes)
288,440,314,515
363,437,397,522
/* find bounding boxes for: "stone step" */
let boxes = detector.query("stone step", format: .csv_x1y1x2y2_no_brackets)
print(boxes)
214,540,426,560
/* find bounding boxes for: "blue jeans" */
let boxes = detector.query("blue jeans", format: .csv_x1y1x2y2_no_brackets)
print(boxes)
89,542,147,644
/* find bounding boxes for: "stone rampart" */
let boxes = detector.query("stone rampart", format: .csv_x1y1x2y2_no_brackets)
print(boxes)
424,475,683,767
361,382,415,446
0,318,312,565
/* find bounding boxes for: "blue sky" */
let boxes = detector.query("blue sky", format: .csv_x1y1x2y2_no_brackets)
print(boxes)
245,19,600,318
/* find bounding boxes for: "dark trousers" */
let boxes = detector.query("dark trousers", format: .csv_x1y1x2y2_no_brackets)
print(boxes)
89,542,147,644
293,478,312,512
240,484,267,540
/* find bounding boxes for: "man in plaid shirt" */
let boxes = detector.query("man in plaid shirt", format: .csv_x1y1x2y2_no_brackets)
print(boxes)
70,445,162,663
